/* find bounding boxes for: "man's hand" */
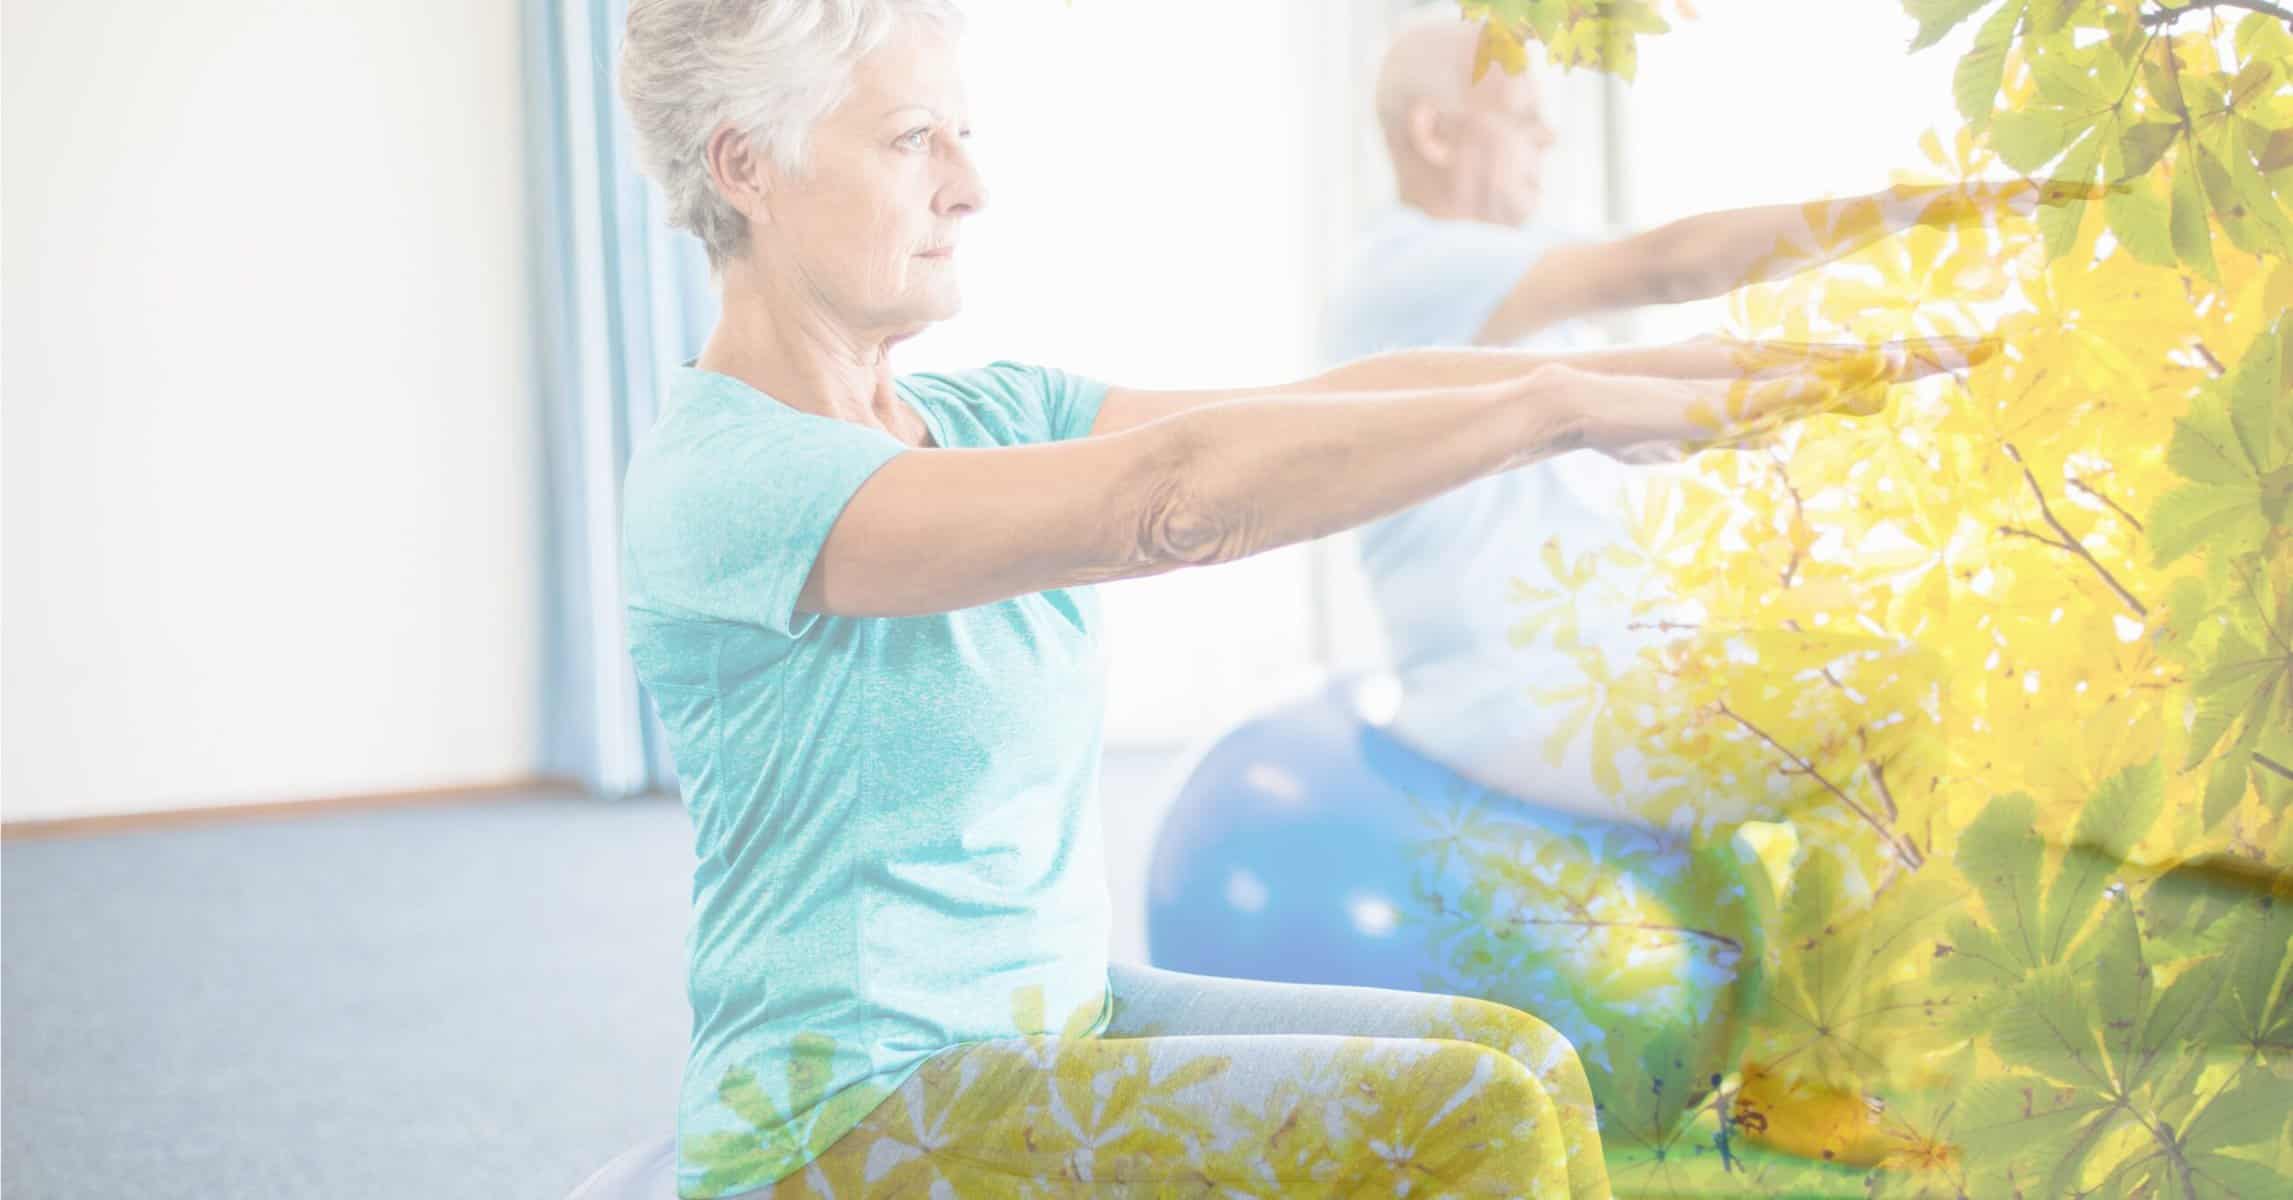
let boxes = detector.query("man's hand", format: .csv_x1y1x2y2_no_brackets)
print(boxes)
1884,176,2134,229
1476,176,2119,350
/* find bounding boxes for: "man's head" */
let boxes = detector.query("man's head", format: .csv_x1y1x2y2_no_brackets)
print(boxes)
1375,9,1557,228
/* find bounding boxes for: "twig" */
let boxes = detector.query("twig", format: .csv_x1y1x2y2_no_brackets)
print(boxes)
1868,759,1901,823
2002,442,2151,619
1775,459,1809,590
2142,0,2293,29
2067,475,2148,533
1714,699,1927,869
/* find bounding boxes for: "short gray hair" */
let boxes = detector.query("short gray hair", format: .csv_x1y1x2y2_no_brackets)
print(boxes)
619,0,965,268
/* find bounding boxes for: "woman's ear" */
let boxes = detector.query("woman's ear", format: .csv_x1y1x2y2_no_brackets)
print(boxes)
705,125,771,230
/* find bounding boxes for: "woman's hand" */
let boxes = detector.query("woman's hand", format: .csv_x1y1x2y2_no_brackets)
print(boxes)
1550,335,1997,466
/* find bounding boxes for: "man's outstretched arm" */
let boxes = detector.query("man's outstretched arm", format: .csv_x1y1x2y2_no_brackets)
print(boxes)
1472,178,2095,347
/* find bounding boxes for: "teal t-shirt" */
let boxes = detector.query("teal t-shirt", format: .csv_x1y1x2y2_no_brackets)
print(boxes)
620,360,1117,1198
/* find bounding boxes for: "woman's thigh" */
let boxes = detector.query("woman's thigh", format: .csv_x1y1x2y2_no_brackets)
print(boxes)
749,1028,1587,1199
1105,961,1607,1198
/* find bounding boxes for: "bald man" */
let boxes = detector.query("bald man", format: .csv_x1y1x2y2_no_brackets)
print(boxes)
1322,8,2067,822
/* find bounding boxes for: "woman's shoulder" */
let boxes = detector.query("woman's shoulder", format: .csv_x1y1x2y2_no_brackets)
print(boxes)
897,360,1049,407
899,361,1105,447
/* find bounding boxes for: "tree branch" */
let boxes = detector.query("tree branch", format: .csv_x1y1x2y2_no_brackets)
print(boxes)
2001,442,2151,620
1423,891,1747,955
2194,341,2229,377
2142,0,2293,29
2067,475,2148,534
1499,913,1747,955
1715,699,1926,869
1868,759,1901,823
1774,455,1809,590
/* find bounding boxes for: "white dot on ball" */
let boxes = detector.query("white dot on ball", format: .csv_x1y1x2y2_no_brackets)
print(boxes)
1224,869,1269,914
1243,762,1306,805
1347,893,1399,938
1351,673,1404,727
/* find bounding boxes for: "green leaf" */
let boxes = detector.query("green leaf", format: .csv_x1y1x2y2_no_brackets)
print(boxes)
2107,174,2177,264
2045,844,2117,963
715,1064,788,1133
2031,39,2109,108
2085,893,2149,1072
2074,760,2165,854
1995,106,2083,170
1959,1074,2112,1168
1958,793,2049,965
2039,126,2104,257
2025,0,2078,36
2190,1149,2293,1199
2199,142,2278,256
1958,0,2029,131
2237,10,2293,68
2187,637,2272,768
1907,0,1991,52
2229,317,2286,469
2171,153,2221,282
2168,387,2260,488
2228,56,2283,112
2133,955,2220,1080
2204,745,2253,824
2143,40,2190,119
2120,119,2181,178
2173,1069,2283,1156
1994,970,2107,1083
2258,127,2293,173
2150,481,2266,566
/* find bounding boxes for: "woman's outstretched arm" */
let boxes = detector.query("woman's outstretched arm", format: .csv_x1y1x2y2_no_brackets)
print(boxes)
799,340,1978,619
1088,334,1987,438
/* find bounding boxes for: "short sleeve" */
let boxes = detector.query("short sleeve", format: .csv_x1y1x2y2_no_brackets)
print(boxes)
1321,217,1576,362
622,405,906,638
992,360,1108,442
901,361,1110,445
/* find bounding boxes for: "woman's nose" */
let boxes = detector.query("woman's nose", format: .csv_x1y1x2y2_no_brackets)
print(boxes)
939,141,988,216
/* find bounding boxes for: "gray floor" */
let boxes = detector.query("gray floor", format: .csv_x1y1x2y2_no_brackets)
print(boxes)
2,747,1190,1199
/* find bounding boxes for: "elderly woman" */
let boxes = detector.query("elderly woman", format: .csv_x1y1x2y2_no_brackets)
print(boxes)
596,2,1977,1197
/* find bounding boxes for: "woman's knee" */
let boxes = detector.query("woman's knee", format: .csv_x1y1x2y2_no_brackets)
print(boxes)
1401,1041,1574,1182
1433,995,1591,1086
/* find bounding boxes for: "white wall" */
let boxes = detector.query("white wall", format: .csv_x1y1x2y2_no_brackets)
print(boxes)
894,0,1447,746
1615,0,1971,344
2,0,541,821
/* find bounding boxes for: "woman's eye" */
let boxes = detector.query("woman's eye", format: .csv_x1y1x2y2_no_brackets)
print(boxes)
898,128,930,149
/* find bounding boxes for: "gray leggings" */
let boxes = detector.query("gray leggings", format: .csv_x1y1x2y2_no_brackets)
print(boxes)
573,961,1609,1198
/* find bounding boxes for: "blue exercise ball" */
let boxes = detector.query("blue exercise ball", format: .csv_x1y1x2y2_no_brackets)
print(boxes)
1146,674,1778,1146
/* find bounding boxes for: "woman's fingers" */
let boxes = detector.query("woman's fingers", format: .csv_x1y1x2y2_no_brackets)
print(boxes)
1684,360,1909,447
1712,334,1998,384
1665,373,1842,449
1583,337,1983,462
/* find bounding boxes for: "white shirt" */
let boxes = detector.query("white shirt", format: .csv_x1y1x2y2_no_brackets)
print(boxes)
1320,206,1670,822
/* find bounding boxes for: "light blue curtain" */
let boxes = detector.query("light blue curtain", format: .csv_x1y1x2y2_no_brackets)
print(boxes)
525,0,720,797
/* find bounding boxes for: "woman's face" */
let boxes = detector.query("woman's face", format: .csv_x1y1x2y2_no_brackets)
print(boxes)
753,24,984,334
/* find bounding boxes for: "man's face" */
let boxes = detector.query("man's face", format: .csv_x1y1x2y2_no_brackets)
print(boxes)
1451,69,1556,226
